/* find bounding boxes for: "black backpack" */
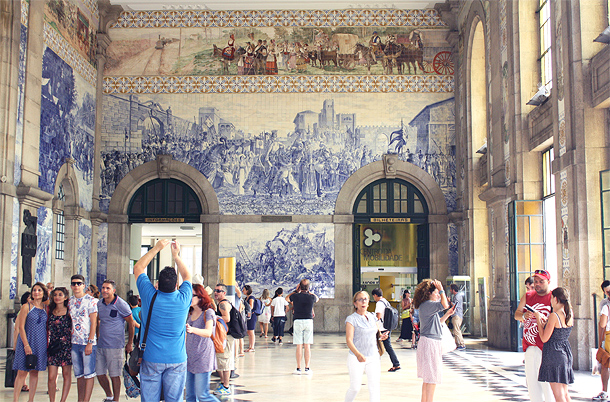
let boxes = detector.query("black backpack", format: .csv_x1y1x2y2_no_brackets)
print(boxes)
382,299,399,331
220,300,247,339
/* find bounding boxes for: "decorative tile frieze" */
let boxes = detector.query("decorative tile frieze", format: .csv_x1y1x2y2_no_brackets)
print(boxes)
103,74,454,94
21,0,28,27
43,23,97,87
113,9,447,29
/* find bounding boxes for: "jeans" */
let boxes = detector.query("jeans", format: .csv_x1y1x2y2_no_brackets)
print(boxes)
382,332,400,368
273,316,286,337
345,353,381,402
71,344,97,379
185,371,220,402
140,360,187,402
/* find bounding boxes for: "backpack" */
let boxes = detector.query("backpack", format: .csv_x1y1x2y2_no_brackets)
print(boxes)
382,299,399,331
221,300,247,339
212,317,228,353
252,298,264,316
122,363,140,398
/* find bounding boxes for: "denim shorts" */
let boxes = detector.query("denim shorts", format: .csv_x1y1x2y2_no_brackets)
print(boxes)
72,344,97,379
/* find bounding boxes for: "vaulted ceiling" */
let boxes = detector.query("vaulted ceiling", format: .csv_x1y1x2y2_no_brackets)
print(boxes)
111,0,439,10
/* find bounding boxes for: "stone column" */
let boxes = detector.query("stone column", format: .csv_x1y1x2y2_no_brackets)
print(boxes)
332,215,354,332
0,0,22,323
428,214,449,281
107,217,131,296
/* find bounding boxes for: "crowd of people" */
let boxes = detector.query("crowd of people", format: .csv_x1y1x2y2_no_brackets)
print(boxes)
10,248,581,402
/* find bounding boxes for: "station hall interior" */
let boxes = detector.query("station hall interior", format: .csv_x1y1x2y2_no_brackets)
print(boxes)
0,0,610,387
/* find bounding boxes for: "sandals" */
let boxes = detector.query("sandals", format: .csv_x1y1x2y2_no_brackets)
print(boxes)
246,348,255,352
388,366,401,372
21,385,29,392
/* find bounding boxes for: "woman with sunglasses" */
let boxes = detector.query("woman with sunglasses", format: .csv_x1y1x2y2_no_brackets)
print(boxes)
12,282,49,402
344,290,387,402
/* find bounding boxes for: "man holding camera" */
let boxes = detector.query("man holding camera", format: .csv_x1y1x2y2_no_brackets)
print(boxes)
286,279,319,375
514,270,553,402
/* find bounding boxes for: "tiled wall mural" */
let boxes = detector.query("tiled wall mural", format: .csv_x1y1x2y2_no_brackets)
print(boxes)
78,220,92,284
219,223,335,298
39,46,95,210
97,223,108,288
35,206,53,284
44,0,98,68
106,9,451,77
100,92,455,215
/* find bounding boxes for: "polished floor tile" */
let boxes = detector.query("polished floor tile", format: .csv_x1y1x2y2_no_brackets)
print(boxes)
0,334,603,401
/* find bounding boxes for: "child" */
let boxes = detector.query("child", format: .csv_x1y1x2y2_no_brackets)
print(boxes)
259,289,272,338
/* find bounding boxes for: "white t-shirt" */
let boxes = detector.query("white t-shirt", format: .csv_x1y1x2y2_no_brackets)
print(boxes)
601,300,610,331
375,298,388,331
271,297,289,317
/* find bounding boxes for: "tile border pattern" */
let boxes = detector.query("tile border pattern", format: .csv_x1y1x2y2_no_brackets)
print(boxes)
112,8,447,29
102,74,454,94
43,22,97,87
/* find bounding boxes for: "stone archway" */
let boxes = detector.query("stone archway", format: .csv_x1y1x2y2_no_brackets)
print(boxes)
333,155,449,304
106,155,220,295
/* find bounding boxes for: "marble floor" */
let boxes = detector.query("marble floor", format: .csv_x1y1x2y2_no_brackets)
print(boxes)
0,334,603,401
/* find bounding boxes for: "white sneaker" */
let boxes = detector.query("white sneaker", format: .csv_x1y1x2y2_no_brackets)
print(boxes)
304,368,313,375
293,368,302,375
594,391,609,401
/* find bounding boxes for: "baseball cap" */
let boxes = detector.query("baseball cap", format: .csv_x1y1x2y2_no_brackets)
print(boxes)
533,269,551,281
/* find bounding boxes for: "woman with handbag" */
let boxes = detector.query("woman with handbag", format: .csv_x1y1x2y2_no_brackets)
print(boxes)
344,290,387,402
47,287,72,402
185,284,220,402
413,279,455,402
12,282,49,402
397,289,413,343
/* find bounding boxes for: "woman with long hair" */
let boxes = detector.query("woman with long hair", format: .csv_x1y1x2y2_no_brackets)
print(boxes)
47,287,72,402
85,284,99,299
258,289,272,338
535,287,574,402
344,290,387,402
271,287,289,344
243,285,257,352
185,284,220,402
397,289,413,343
12,282,49,402
412,279,455,402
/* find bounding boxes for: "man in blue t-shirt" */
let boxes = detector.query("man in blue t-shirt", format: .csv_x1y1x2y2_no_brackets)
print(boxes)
133,239,192,402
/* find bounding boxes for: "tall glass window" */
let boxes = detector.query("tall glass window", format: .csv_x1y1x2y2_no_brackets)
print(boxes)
538,0,553,89
542,148,555,198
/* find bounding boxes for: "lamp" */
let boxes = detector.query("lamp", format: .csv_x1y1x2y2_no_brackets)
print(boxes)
526,85,549,106
593,26,610,44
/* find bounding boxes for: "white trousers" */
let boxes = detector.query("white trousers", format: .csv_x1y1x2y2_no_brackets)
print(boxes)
524,346,555,402
344,353,381,402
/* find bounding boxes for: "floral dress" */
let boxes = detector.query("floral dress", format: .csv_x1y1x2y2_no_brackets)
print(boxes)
47,311,72,366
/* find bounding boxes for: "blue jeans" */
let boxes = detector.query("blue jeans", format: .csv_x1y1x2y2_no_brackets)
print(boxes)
273,316,286,337
185,371,220,402
140,360,187,402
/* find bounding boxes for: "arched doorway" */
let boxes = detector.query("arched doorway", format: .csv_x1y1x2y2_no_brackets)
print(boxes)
106,155,219,295
352,178,429,297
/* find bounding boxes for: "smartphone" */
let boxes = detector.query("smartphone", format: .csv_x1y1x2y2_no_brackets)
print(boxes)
524,305,535,313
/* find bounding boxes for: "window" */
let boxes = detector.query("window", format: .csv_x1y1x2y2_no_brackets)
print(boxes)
542,148,555,198
55,184,65,260
128,179,202,223
353,179,428,220
538,0,553,90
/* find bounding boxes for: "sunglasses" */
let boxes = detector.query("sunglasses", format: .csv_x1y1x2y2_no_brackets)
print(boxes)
71,282,84,286
355,298,369,303
214,289,225,293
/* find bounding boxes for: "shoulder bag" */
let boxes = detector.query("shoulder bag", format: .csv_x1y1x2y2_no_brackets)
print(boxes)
128,292,157,376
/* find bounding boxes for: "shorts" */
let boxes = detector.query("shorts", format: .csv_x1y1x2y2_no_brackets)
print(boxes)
293,319,314,345
216,335,235,371
72,344,97,379
96,348,124,377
